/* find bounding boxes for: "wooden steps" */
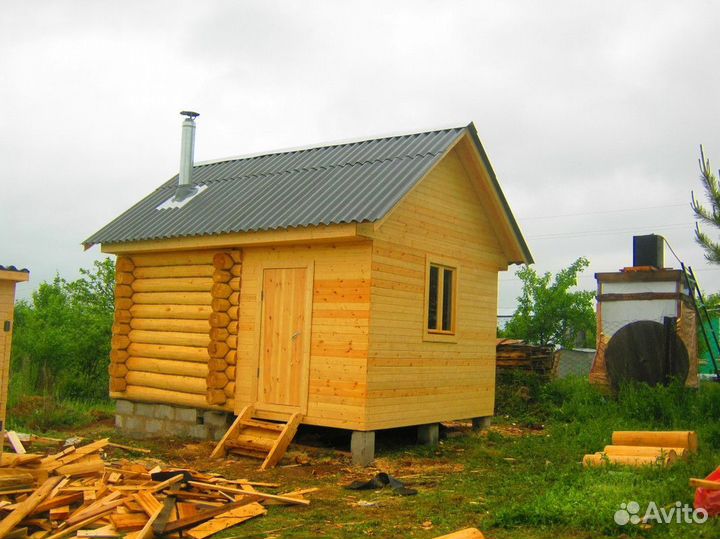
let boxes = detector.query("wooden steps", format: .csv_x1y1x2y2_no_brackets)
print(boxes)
210,405,302,470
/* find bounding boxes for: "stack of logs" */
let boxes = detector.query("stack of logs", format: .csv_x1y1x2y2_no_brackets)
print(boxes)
207,252,242,407
496,339,557,376
583,430,698,468
108,251,239,411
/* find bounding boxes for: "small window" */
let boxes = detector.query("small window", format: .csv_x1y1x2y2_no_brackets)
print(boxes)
426,263,456,334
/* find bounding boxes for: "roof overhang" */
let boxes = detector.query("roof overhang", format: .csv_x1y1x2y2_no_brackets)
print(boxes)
100,222,368,254
0,269,30,282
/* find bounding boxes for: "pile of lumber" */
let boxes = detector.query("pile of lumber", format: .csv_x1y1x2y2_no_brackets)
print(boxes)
496,339,556,375
0,437,312,538
583,430,698,468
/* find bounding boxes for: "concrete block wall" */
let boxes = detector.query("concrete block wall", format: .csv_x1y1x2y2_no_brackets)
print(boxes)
115,400,230,440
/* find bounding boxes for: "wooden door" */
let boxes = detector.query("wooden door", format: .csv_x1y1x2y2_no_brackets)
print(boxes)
258,267,310,410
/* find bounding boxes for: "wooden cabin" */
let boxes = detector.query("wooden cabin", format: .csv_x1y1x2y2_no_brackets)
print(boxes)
0,265,29,451
85,121,531,464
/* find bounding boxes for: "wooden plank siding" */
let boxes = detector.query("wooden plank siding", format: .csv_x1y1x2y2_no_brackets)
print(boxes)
235,242,372,430
364,148,505,430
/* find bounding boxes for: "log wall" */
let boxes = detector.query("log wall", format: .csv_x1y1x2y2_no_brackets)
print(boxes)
109,250,225,410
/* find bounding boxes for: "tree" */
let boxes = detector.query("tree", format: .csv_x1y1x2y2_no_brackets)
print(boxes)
691,146,720,263
502,257,596,348
11,259,115,401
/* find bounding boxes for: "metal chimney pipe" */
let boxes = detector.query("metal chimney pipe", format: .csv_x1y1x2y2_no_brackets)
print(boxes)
179,111,199,186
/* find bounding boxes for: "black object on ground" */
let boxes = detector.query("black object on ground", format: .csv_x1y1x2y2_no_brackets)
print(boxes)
345,472,417,496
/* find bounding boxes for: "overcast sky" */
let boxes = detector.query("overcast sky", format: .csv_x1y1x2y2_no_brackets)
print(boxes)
2,1,720,314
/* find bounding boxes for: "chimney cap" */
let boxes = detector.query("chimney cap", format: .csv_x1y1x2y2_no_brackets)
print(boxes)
180,110,200,119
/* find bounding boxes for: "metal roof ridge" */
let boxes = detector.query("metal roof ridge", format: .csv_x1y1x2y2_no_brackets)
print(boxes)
189,150,445,186
0,265,30,273
194,124,467,167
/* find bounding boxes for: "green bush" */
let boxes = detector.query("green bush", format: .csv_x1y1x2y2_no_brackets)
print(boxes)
9,259,115,404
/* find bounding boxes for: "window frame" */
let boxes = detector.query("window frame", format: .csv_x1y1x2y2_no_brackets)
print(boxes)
423,256,459,343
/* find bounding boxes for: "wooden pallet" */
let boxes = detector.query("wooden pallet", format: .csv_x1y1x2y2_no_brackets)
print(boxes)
210,406,302,470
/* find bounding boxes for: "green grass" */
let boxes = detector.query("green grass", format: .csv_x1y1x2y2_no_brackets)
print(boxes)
222,376,720,538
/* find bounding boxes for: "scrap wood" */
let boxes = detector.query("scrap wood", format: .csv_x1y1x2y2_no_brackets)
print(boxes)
0,476,63,539
434,528,485,539
4,433,26,455
690,478,720,490
186,503,267,539
188,481,310,506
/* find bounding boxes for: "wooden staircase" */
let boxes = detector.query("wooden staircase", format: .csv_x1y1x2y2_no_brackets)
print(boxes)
210,405,302,470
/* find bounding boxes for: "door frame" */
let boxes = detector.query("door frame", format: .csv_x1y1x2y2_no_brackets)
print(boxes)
251,261,314,416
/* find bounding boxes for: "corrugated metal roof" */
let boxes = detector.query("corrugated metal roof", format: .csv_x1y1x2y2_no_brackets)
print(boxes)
0,265,29,273
84,126,466,247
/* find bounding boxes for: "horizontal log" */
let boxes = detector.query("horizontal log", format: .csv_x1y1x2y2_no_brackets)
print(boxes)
110,377,127,392
229,250,242,264
115,298,133,310
206,389,227,405
131,304,212,320
228,306,238,320
230,265,242,277
225,366,236,380
108,363,129,378
110,349,129,363
603,445,686,458
209,328,229,341
229,277,241,292
132,292,211,305
228,292,239,306
111,335,130,349
582,453,675,467
115,272,135,285
132,251,214,268
611,431,698,453
126,371,207,395
209,312,230,328
116,256,135,273
226,335,237,349
208,341,229,359
211,298,231,312
224,382,235,398
115,285,133,298
112,323,131,336
224,351,236,365
131,318,209,334
213,253,234,270
133,264,214,279
126,357,209,378
211,283,233,299
212,270,232,284
132,277,213,293
208,358,227,372
129,330,209,348
115,310,132,324
112,385,225,410
207,372,229,388
227,321,238,335
127,343,208,362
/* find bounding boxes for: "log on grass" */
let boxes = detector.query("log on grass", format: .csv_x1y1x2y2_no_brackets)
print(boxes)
582,452,676,468
612,431,698,453
603,445,686,458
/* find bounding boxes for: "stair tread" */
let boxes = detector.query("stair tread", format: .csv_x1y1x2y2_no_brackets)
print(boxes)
241,418,286,432
228,436,276,452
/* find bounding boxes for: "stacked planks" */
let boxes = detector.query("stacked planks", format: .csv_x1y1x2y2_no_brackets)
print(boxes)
0,438,312,538
109,251,220,410
583,430,698,468
495,339,556,375
206,252,242,407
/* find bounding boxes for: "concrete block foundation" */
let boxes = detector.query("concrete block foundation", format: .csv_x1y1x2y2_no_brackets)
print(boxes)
115,400,230,441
